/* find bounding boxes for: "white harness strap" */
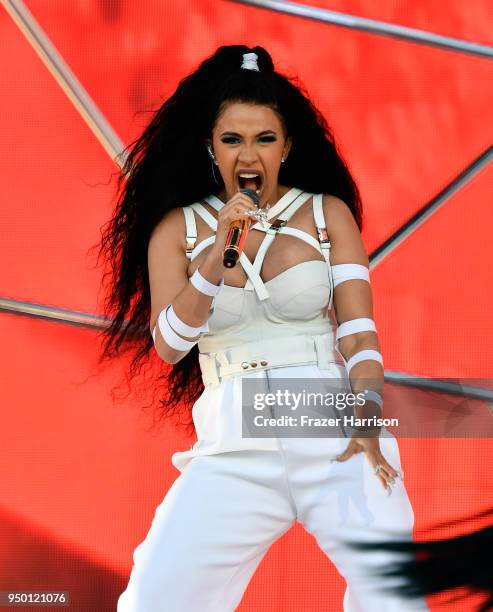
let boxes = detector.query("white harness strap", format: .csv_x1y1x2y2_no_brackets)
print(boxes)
243,191,312,292
273,227,321,252
181,190,333,305
204,195,223,211
201,194,286,299
312,193,333,310
189,202,217,229
188,236,215,260
182,206,197,260
181,203,216,261
204,188,304,230
186,204,217,260
183,201,276,301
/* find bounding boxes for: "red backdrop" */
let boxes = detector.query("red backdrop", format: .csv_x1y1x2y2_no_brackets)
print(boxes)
1,1,492,610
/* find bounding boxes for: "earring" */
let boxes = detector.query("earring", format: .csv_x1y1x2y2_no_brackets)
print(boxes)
206,144,222,185
210,159,222,185
207,144,218,165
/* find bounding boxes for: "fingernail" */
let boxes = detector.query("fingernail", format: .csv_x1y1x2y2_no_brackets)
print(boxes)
386,486,393,496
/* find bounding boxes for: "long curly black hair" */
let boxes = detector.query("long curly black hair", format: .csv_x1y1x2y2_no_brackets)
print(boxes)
94,44,363,437
348,508,493,611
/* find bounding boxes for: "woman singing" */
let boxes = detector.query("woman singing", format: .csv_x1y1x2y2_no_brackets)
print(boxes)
100,45,428,611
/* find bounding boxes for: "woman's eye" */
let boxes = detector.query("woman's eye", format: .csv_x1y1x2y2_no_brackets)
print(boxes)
221,136,277,144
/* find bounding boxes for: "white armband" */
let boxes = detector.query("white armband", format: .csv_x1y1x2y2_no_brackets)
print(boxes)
360,389,383,410
336,318,376,340
190,267,224,297
153,308,199,352
332,263,370,288
166,304,209,335
346,349,383,375
335,317,383,375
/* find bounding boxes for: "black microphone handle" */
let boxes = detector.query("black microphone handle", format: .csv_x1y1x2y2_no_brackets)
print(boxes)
239,187,260,206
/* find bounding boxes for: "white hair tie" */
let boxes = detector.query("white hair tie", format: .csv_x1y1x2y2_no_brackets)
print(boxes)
241,52,259,71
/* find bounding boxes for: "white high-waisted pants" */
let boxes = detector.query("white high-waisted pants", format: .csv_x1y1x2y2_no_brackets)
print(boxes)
117,433,429,611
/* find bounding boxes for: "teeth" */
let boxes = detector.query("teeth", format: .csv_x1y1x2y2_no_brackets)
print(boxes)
238,172,262,196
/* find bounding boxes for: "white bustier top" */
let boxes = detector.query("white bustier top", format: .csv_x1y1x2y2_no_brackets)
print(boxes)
170,187,367,471
184,187,339,356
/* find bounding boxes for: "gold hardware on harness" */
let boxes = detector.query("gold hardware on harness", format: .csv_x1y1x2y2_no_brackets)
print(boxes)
250,361,258,367
260,360,269,366
316,227,331,247
185,239,197,256
241,361,250,369
268,219,287,233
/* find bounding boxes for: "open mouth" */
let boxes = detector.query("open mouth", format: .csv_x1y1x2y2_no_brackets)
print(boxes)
237,173,263,194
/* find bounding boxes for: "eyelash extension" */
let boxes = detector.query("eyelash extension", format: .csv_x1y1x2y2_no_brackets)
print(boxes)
221,136,277,144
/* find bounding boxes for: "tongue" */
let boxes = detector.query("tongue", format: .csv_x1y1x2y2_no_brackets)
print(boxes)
243,178,258,192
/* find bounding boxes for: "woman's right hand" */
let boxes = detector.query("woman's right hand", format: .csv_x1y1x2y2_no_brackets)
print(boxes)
212,192,259,255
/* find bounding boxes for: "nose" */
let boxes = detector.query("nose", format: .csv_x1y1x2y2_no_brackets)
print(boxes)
238,142,259,163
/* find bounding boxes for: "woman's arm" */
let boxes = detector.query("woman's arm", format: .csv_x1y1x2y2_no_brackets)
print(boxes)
324,195,383,402
148,207,223,364
323,196,402,491
148,192,259,364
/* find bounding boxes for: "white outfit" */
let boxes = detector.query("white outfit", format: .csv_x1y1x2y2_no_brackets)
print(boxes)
117,188,429,611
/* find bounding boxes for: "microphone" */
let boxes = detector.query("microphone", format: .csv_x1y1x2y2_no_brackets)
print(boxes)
223,188,260,268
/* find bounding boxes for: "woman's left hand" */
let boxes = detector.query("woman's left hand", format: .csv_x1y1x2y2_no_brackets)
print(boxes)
332,434,403,494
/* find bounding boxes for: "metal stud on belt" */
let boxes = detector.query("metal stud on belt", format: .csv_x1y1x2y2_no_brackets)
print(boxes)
240,359,269,369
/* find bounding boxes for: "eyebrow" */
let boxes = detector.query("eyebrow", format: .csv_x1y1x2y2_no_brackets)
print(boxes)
220,130,277,137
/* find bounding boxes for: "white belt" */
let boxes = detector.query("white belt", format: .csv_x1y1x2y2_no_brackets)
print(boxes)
198,332,344,387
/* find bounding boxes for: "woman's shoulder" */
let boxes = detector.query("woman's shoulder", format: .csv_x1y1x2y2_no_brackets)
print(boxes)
149,206,187,248
319,193,351,213
319,194,357,230
319,195,366,261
